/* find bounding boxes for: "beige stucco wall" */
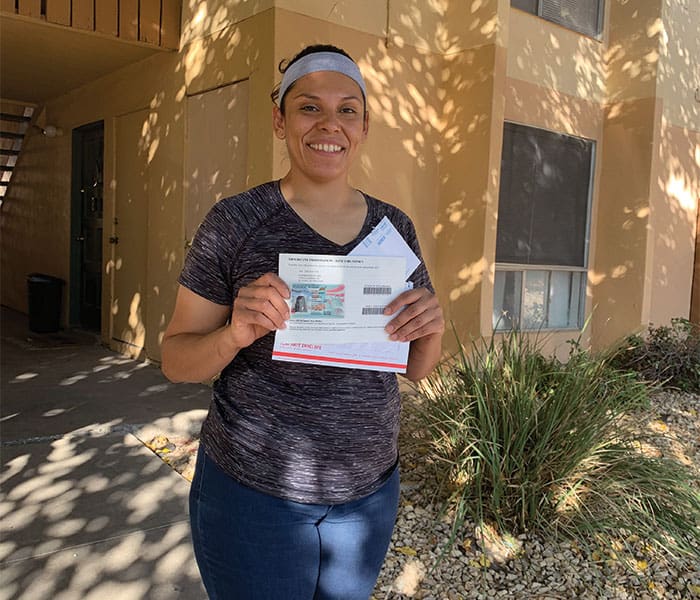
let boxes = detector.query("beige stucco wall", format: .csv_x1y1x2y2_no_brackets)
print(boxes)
181,0,385,46
182,0,508,52
1,9,277,360
591,0,699,346
2,0,697,363
0,102,71,314
181,9,276,188
387,0,508,52
591,97,659,348
605,0,663,104
507,5,607,104
644,0,700,328
591,0,665,348
646,119,699,326
657,0,699,132
436,43,505,346
503,0,698,353
4,49,188,356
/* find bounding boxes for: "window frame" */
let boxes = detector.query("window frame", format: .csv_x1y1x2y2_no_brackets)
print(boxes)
494,121,596,332
493,265,588,332
511,0,605,40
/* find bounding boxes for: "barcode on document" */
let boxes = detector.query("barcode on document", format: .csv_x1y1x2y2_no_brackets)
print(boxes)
362,306,386,315
363,285,392,295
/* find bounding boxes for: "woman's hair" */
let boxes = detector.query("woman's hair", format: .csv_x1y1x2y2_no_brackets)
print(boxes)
270,44,364,115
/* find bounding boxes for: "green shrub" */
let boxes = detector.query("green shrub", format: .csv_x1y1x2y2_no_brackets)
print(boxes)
608,318,700,393
418,330,700,559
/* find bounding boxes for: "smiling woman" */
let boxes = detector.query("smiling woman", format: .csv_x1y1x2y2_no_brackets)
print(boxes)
275,69,368,203
161,44,444,600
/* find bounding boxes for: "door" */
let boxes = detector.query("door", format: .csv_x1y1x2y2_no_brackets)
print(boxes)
691,196,700,324
70,121,104,331
184,80,249,242
111,109,149,358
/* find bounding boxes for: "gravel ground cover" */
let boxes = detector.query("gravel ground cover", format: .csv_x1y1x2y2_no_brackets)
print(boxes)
372,390,699,599
143,390,700,599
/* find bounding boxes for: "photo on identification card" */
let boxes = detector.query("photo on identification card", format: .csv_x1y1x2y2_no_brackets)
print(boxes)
290,283,345,319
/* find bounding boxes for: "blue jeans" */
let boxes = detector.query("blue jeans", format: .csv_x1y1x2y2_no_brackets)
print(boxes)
189,447,400,600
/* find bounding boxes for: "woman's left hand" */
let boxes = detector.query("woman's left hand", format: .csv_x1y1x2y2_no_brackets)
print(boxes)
383,288,444,342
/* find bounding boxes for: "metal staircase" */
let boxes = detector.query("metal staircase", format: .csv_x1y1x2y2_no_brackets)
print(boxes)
0,105,34,205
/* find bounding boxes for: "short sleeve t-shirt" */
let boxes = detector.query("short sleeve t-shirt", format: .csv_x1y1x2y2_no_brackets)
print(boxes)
179,180,433,504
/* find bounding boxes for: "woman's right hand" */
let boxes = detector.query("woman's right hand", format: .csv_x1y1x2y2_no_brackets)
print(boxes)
161,275,290,383
228,273,290,349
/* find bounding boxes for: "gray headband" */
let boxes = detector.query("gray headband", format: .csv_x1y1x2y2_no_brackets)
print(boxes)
279,52,367,106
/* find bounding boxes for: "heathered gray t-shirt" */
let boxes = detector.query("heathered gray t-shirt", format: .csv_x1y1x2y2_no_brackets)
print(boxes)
179,180,433,504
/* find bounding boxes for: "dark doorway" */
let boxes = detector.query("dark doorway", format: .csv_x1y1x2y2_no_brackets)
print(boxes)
691,197,700,325
70,121,104,331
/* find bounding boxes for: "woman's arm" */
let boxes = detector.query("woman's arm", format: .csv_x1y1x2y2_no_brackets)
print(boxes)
162,274,290,383
161,286,237,383
383,288,444,382
404,330,443,382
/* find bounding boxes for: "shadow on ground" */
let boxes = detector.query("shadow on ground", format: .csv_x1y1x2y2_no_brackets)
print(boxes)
1,306,210,599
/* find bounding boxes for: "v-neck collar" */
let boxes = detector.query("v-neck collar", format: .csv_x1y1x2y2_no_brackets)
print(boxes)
273,180,374,251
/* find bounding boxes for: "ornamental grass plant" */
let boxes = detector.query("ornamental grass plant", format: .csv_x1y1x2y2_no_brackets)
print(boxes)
417,330,700,560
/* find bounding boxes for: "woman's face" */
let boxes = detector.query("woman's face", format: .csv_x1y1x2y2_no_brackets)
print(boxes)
273,70,369,185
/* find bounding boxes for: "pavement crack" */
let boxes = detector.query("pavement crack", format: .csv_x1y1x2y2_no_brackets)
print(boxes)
1,424,147,447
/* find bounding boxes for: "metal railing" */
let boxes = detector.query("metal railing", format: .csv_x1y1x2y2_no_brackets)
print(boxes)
0,105,34,204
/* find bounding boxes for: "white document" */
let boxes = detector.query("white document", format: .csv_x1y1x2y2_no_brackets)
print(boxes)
272,281,414,373
272,218,421,372
275,254,406,344
349,216,420,278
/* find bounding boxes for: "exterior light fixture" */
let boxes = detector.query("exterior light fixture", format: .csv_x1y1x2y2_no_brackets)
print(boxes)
41,125,63,137
32,124,64,137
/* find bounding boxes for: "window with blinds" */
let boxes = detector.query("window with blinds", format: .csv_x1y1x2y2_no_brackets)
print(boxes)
493,123,594,331
496,124,593,268
512,0,603,38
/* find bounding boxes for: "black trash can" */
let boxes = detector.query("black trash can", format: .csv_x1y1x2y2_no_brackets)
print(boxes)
27,273,64,333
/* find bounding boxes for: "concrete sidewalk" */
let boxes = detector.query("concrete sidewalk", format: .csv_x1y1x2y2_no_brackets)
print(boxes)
0,307,210,600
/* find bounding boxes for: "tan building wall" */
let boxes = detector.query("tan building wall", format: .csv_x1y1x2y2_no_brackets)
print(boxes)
592,95,659,347
591,0,699,348
646,118,700,328
0,101,69,314
645,0,700,328
1,8,276,359
1,0,698,363
506,7,607,104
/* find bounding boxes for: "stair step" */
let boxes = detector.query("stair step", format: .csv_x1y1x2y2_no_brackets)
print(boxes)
0,182,8,187
0,113,32,123
0,149,20,156
0,131,25,140
0,166,13,172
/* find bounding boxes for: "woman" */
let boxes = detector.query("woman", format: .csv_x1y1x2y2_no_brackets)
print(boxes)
162,44,444,600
